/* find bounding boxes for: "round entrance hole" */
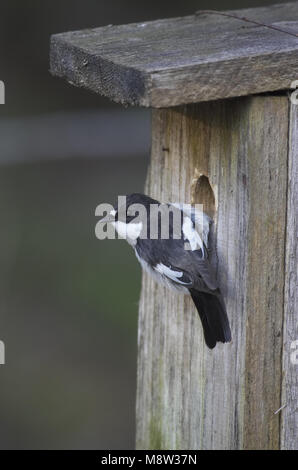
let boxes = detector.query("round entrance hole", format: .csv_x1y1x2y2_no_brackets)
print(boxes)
193,175,216,219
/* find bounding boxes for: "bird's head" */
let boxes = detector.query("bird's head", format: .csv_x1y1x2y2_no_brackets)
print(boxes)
99,193,157,244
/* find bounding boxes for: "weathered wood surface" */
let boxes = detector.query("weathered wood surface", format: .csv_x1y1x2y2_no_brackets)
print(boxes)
281,101,298,450
50,3,298,107
136,95,289,449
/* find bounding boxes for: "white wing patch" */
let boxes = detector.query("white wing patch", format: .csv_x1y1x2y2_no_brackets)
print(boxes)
134,252,190,294
182,216,205,254
155,263,191,285
170,202,212,256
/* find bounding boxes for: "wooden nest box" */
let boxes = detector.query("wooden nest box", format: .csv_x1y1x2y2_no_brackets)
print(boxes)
50,2,298,450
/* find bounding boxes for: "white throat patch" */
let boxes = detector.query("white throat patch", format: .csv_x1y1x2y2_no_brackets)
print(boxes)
112,221,143,245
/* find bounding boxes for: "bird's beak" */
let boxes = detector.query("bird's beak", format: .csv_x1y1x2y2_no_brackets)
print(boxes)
98,214,115,224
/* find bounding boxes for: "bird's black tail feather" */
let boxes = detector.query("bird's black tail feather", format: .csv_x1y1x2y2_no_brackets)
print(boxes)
189,289,231,349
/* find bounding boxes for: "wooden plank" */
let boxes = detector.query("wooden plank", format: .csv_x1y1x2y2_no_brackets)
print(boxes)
50,3,298,107
136,94,288,449
281,100,298,450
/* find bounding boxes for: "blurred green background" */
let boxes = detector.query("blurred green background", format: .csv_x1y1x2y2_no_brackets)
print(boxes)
0,0,277,449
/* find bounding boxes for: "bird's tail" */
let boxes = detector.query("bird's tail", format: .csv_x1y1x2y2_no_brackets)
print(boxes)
189,289,231,349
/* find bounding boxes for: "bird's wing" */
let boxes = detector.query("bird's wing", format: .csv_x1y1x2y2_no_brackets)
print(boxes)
160,237,218,292
168,203,218,290
153,257,218,292
154,262,194,287
135,199,217,292
191,255,219,291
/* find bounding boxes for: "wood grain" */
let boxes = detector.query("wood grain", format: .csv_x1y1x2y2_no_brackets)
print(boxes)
281,100,298,450
50,3,298,107
136,95,289,449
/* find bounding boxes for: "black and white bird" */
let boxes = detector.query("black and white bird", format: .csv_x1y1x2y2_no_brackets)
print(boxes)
99,193,231,349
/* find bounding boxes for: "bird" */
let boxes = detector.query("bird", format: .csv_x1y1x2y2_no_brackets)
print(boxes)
99,193,231,349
